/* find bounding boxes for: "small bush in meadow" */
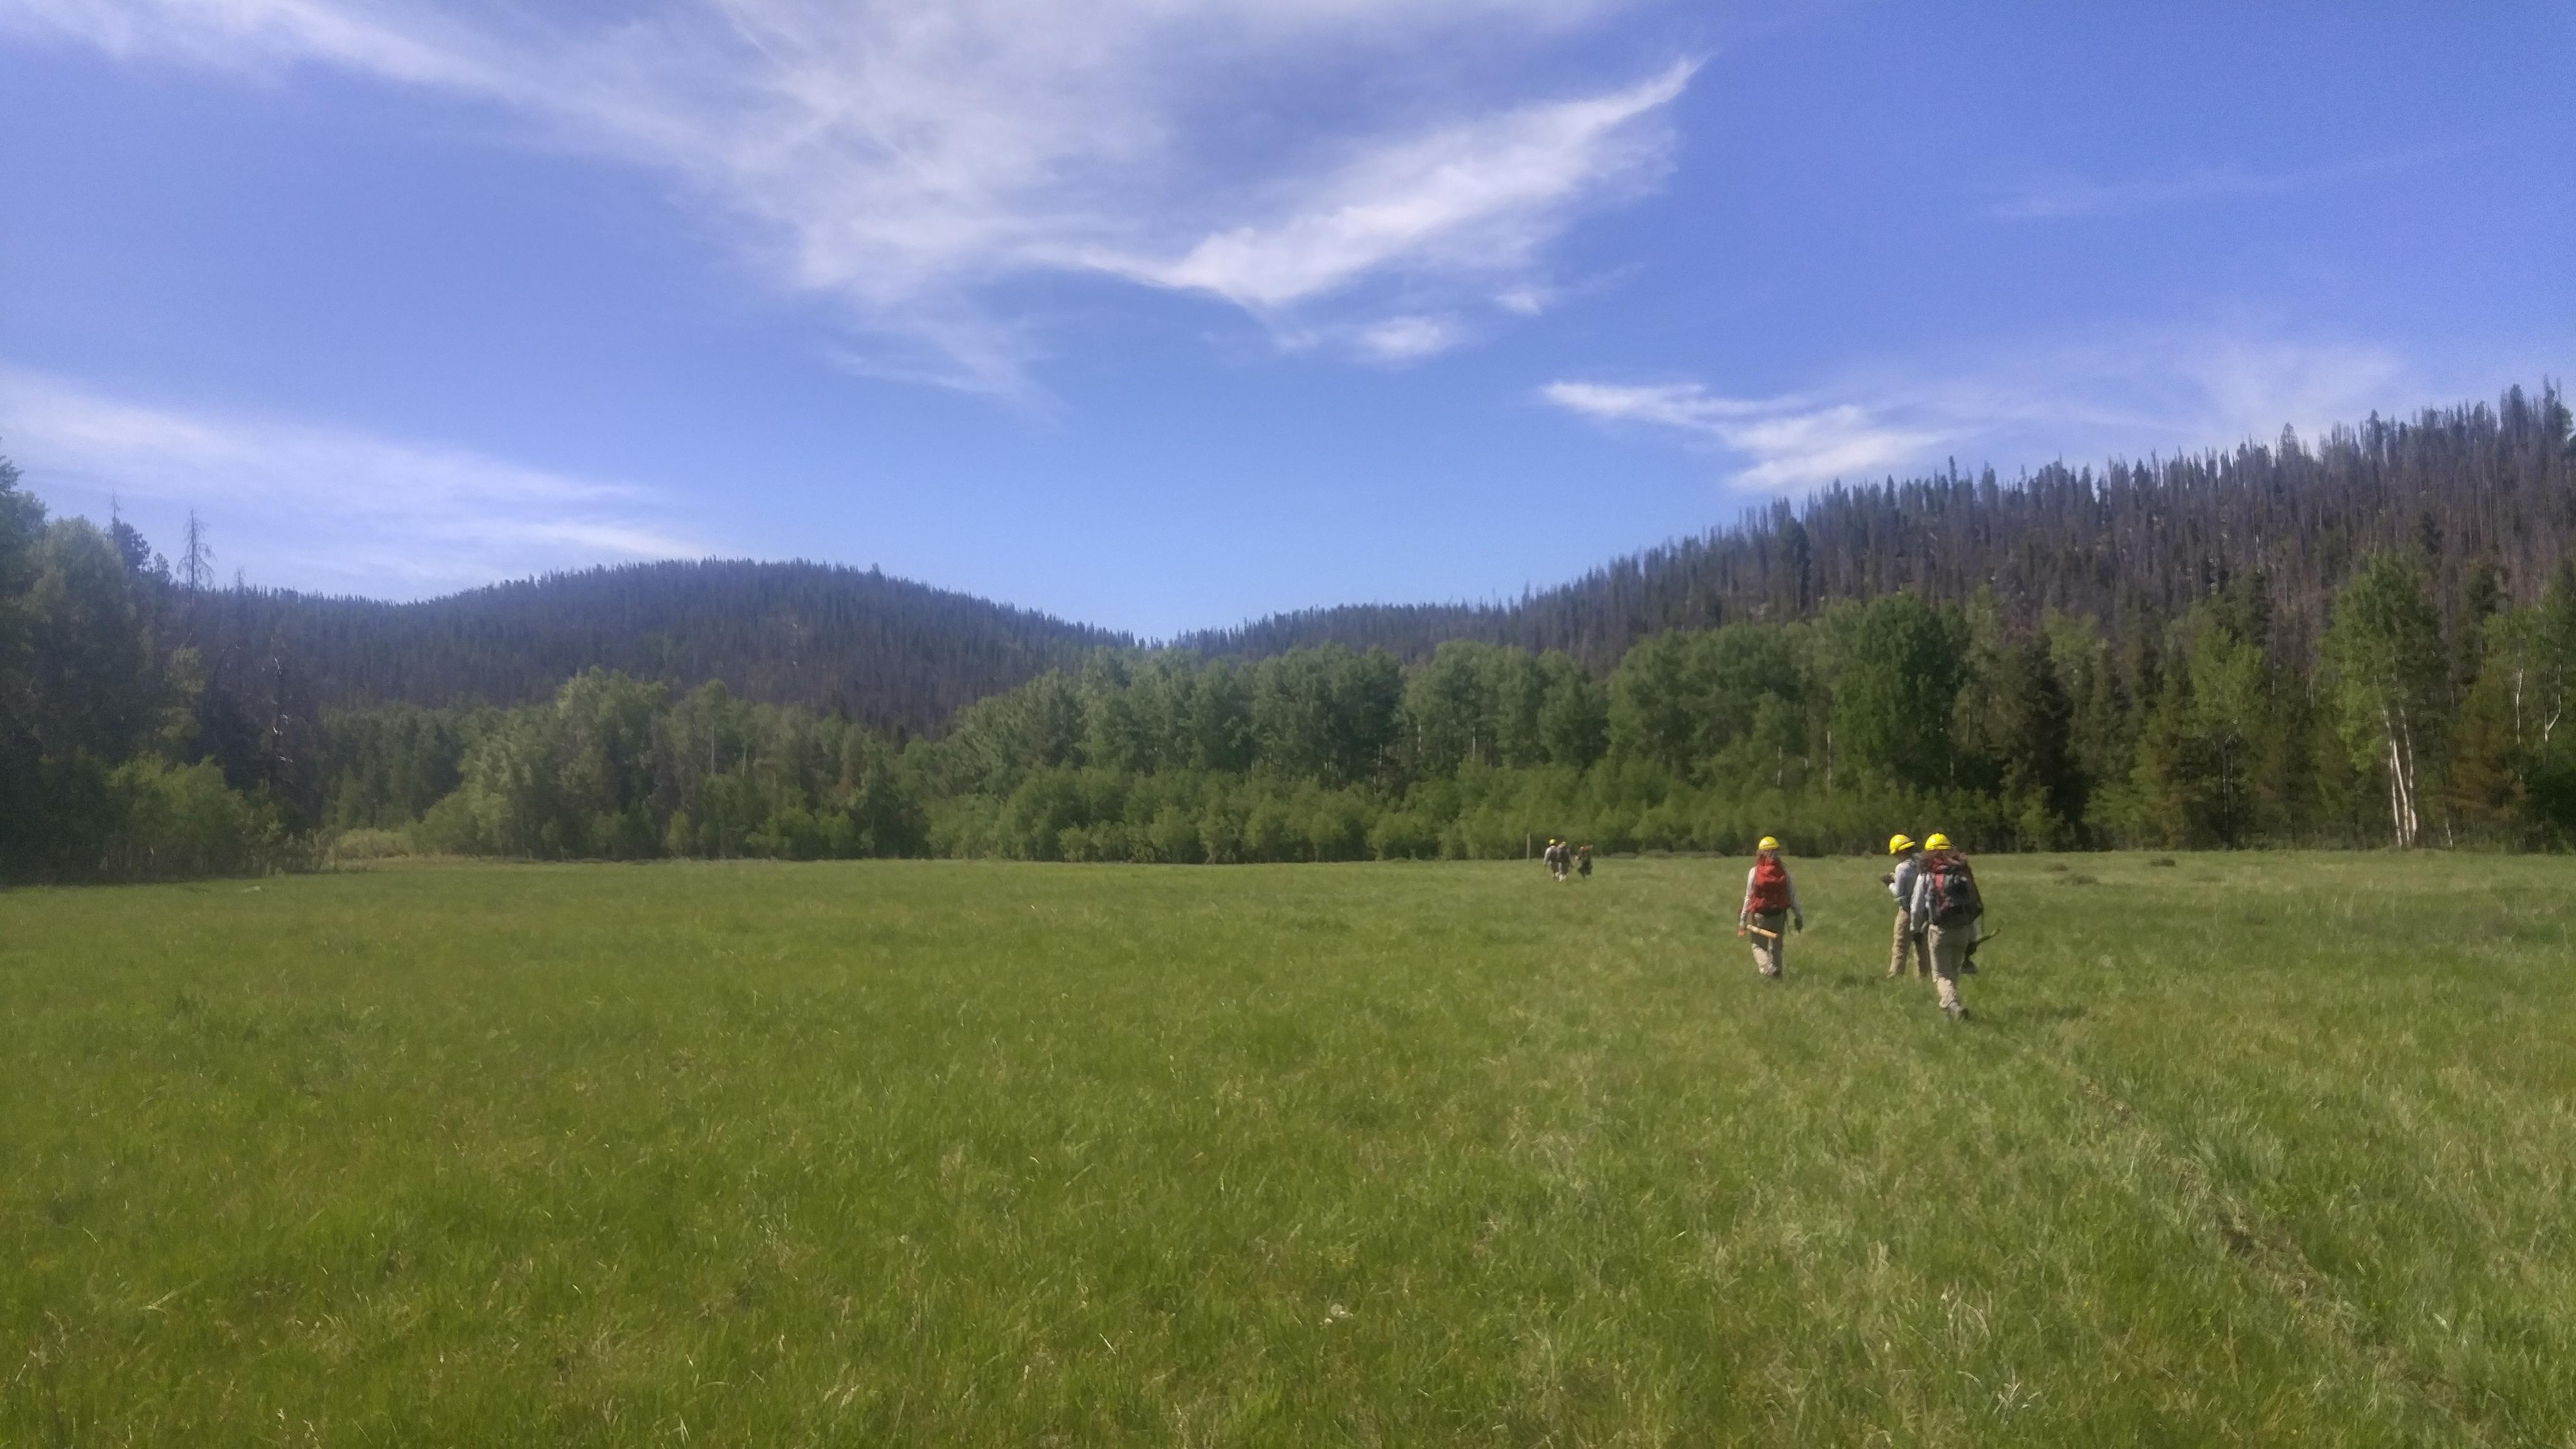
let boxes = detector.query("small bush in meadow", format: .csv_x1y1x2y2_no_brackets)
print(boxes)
329,827,413,862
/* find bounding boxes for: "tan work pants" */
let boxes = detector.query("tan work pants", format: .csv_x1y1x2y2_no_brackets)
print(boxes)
1889,909,1929,978
1926,921,1974,1013
1746,909,1788,978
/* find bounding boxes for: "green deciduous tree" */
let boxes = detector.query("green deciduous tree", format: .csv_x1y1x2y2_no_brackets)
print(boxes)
2451,563,2576,843
1607,625,1801,780
1822,593,1969,787
1402,640,1502,778
1531,650,1608,769
1251,645,1402,788
2320,553,2448,848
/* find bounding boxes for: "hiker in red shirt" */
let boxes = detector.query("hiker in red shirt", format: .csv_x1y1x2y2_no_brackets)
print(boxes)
1735,835,1805,980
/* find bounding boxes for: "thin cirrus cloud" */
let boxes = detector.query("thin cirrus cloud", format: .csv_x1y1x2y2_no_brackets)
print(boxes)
1540,382,1942,489
1,0,1693,392
0,369,711,597
1097,60,1694,309
1545,335,2425,492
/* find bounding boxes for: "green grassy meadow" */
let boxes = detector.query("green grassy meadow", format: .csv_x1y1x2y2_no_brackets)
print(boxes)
4,853,2573,1445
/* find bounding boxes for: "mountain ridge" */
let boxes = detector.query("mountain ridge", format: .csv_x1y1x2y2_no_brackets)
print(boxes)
179,557,1131,735
170,382,2573,730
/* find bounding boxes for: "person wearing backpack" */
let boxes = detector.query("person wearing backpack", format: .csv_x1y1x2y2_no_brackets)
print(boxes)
1735,835,1805,979
1905,832,1982,1021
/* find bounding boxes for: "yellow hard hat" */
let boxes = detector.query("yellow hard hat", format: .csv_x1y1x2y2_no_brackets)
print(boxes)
1924,832,1952,850
1888,833,1917,855
1757,835,1780,852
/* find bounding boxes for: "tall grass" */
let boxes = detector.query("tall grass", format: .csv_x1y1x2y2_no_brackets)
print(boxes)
3,854,2569,1444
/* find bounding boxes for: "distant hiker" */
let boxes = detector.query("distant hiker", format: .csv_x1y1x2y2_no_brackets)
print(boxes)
1544,838,1570,882
1576,844,1593,880
1882,833,1929,980
1735,835,1805,979
1906,832,1984,1021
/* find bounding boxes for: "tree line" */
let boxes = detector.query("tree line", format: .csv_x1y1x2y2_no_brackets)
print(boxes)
313,552,2576,865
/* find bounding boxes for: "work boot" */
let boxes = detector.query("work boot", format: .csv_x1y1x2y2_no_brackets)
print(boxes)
1943,1001,1969,1022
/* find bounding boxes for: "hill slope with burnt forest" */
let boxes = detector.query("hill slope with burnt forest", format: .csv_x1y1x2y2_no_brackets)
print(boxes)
1183,385,2576,671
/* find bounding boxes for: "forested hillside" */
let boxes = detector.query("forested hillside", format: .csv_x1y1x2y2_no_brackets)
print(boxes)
314,385,2575,866
187,560,1130,729
143,384,2576,723
11,383,2576,879
1185,386,2576,672
316,539,2576,865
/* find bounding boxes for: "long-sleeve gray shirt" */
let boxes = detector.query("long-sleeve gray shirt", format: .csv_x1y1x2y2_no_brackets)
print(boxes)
1888,854,1921,908
1906,867,1935,930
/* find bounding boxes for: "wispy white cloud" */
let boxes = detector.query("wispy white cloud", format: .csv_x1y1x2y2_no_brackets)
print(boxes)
0,369,711,596
1354,314,1470,362
0,0,501,87
1540,381,1770,429
2177,339,2411,444
1545,332,2429,491
1102,61,1691,311
1541,382,1939,488
1,0,1689,391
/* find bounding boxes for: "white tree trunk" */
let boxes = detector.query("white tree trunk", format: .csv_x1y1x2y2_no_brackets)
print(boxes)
2382,704,2419,848
2390,711,2411,845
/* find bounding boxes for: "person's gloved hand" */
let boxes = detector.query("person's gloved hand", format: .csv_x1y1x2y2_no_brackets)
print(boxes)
1792,913,1806,933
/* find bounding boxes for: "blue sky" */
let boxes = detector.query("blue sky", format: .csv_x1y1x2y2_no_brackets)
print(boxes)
1,0,2567,638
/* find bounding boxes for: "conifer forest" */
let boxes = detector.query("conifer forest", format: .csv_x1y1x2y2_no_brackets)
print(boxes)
6,384,2573,878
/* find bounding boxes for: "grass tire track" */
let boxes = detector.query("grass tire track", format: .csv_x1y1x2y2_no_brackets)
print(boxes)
1990,1013,2497,1446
